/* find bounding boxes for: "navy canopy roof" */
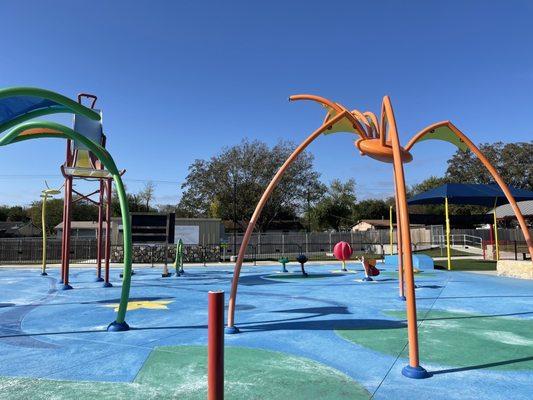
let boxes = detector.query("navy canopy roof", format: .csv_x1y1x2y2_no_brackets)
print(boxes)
407,183,533,207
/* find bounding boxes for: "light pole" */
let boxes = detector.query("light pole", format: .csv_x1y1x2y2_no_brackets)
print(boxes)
232,168,237,255
40,183,62,276
307,185,311,232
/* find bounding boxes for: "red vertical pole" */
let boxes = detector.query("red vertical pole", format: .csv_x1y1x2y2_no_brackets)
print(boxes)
104,178,112,287
62,176,73,289
96,179,104,282
60,177,68,283
60,140,72,285
208,290,224,400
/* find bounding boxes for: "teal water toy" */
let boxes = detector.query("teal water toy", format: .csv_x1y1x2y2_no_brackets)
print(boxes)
278,257,289,272
173,239,184,276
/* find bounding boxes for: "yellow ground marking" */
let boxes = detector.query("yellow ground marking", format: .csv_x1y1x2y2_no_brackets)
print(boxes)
104,299,174,312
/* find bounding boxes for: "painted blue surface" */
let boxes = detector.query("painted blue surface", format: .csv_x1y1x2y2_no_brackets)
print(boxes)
383,254,434,270
0,264,532,399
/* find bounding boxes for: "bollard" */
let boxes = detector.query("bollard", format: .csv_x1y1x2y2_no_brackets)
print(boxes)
208,290,224,400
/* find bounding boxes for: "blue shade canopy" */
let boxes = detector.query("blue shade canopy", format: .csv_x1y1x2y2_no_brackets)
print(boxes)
407,183,533,207
0,87,100,134
0,96,62,125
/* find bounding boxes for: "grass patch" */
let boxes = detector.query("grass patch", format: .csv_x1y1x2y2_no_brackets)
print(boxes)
434,259,496,271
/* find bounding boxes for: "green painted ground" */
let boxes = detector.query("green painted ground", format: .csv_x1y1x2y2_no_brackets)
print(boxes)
265,273,336,280
337,310,533,371
414,248,473,258
0,346,370,400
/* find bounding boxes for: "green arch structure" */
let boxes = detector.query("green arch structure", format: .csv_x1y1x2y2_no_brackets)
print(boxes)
0,87,132,331
0,87,101,132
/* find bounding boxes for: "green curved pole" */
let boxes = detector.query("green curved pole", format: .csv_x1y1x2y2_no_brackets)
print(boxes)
0,120,132,330
0,87,100,134
173,239,184,275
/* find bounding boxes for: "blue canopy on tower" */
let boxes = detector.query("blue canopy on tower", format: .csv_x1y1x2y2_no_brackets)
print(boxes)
407,183,533,207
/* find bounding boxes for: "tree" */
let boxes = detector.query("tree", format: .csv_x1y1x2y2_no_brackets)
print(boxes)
0,206,10,221
6,206,28,222
311,179,357,231
352,199,390,222
27,199,64,234
27,197,99,234
178,139,324,231
446,141,533,190
138,181,156,212
111,182,157,216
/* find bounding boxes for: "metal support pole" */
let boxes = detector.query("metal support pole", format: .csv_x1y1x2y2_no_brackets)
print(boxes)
60,178,68,284
208,290,224,400
493,209,500,261
41,194,48,276
96,179,104,282
232,174,237,256
389,205,393,255
61,176,73,290
104,178,113,287
445,197,451,271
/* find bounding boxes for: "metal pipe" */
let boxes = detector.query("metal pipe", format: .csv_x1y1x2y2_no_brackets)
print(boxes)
96,179,104,281
445,197,451,270
208,290,224,400
63,176,73,288
104,178,112,286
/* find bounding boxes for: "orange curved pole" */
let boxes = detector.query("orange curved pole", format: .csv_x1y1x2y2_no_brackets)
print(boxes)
406,121,533,263
446,122,533,263
363,111,380,138
289,94,368,139
289,94,344,112
383,96,423,370
351,109,373,137
379,98,389,147
226,111,348,329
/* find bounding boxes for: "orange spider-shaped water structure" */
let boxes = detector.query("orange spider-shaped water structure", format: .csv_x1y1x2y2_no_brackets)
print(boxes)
226,93,533,378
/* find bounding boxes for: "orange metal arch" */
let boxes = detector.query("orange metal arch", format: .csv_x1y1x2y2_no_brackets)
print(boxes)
382,96,422,368
406,121,533,263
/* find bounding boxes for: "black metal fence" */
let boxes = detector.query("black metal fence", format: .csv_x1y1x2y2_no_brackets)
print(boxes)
0,238,97,265
0,236,529,265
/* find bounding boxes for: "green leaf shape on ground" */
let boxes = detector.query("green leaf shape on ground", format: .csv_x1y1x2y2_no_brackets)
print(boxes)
0,346,370,400
336,310,533,371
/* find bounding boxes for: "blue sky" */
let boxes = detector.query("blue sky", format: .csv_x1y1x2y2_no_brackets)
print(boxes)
1,0,532,206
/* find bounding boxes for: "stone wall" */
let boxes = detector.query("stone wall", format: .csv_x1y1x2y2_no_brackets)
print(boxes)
497,260,533,280
111,244,221,264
